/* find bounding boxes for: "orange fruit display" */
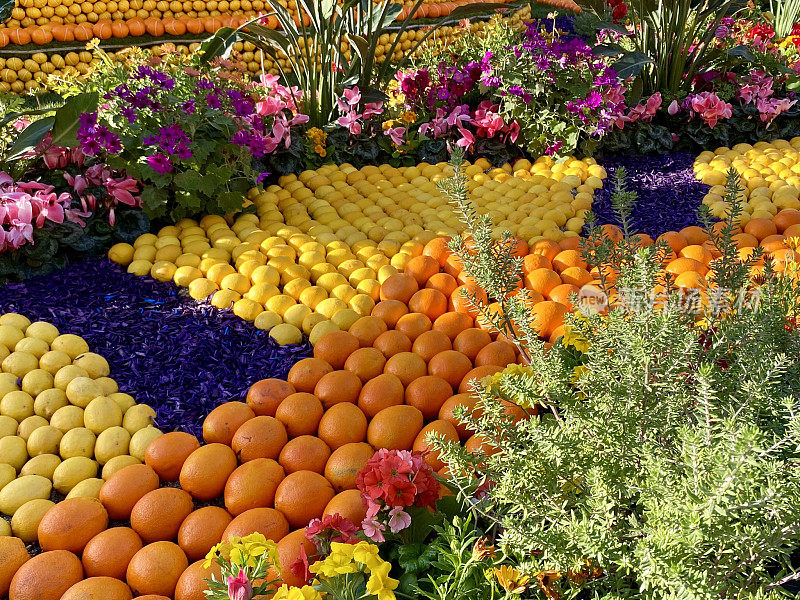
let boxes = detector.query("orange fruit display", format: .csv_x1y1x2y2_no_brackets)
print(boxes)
348,316,388,348
202,401,255,445
409,289,448,320
144,432,200,481
324,442,375,492
428,350,473,389
178,507,233,561
100,464,161,520
344,347,387,382
367,405,424,450
394,312,432,341
411,329,452,362
287,359,333,394
0,536,29,597
439,393,482,440
314,370,362,408
279,435,332,474
474,340,517,368
130,487,194,543
180,443,238,498
275,529,316,588
453,328,492,361
224,458,285,516
384,351,427,386
405,255,439,286
9,550,83,600
357,372,404,418
38,498,109,554
324,489,367,525
413,420,460,471
222,507,290,542
174,560,220,600
61,577,133,600
371,300,409,328
372,330,412,358
405,375,454,420
230,417,287,462
246,378,297,415
274,470,335,529
275,392,324,437
425,272,458,297
379,273,419,304
126,542,188,598
313,331,359,369
433,311,474,340
318,403,368,450
82,527,143,580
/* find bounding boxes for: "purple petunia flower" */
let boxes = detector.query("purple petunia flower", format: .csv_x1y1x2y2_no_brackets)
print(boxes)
147,153,173,174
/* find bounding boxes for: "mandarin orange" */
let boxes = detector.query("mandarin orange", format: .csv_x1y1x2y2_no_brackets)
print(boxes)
222,507,289,542
367,405,423,450
180,443,238,498
274,471,335,529
246,378,296,416
357,373,404,418
287,359,333,394
144,432,200,481
344,347,386,382
371,300,409,328
314,370,362,408
318,403,368,450
279,435,331,474
383,351,427,386
428,350,473,389
313,331,359,369
130,487,194,543
126,542,188,598
324,442,375,492
411,329,452,362
177,507,233,561
100,463,160,520
224,458,285,516
230,417,287,462
275,393,324,437
348,316,388,348
412,420,459,471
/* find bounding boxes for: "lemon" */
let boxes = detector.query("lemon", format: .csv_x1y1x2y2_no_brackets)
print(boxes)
174,266,202,286
128,425,161,461
254,311,282,332
20,454,60,479
24,321,59,344
301,312,327,335
283,304,312,329
0,435,28,471
59,427,96,459
65,377,102,409
269,323,303,345
84,396,123,434
331,308,360,330
52,334,90,359
150,261,177,282
154,245,182,263
128,259,154,275
1,391,34,421
73,353,110,379
14,338,47,359
1,351,38,378
210,290,241,310
265,294,296,317
122,404,156,434
0,313,29,331
0,325,24,349
26,425,62,456
0,415,18,438
188,278,220,301
250,265,280,286
38,350,71,375
66,477,104,500
101,455,140,480
309,320,340,345
233,298,264,321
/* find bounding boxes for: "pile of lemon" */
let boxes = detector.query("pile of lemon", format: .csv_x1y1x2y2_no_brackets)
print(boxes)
695,138,800,223
0,313,162,541
108,156,604,336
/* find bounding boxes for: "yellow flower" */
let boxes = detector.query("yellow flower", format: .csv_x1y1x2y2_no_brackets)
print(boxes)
561,324,589,352
203,541,233,569
494,565,530,595
272,584,324,600
365,560,399,600
399,110,417,124
309,543,358,577
352,541,382,570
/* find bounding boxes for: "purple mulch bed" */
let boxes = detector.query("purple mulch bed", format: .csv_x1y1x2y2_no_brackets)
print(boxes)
0,258,311,437
590,152,710,240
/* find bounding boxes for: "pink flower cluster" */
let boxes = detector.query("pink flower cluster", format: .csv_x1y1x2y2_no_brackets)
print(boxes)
419,101,519,153
356,449,439,543
63,164,141,227
613,92,661,129
738,70,797,124
0,173,80,253
685,91,733,128
335,86,385,136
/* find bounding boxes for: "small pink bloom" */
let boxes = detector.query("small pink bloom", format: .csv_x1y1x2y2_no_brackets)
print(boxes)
385,126,406,146
455,126,474,151
387,507,411,533
668,99,680,115
361,517,386,543
227,569,252,600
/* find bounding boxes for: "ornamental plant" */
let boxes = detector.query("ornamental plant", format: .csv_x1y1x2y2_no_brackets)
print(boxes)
63,46,307,221
430,150,800,599
203,532,283,600
310,541,399,600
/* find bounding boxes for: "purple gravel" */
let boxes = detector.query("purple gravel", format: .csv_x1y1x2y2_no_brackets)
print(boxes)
0,258,311,437
592,152,710,240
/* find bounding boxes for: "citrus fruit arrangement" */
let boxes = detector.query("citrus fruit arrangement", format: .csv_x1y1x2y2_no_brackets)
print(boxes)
0,313,162,543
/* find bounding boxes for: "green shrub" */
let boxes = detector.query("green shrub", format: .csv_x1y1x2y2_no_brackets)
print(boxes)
433,150,800,599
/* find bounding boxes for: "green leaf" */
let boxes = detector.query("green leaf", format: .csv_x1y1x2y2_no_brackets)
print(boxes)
198,26,239,64
141,186,168,218
6,117,55,161
613,52,654,79
216,190,246,213
0,0,13,21
727,45,755,62
174,170,204,191
52,92,99,147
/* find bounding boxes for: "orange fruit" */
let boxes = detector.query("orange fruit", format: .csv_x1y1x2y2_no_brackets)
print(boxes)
367,405,424,450
30,26,53,44
522,254,552,273
459,365,502,393
558,236,581,251
674,271,707,289
783,223,800,238
164,18,187,36
774,209,800,233
222,507,289,542
111,21,130,38
202,401,255,445
130,487,194,543
83,527,142,579
318,403,368,450
552,249,587,272
180,443,238,498
314,331,359,369
100,464,160,520
380,273,419,304
344,347,386,382
530,300,567,339
529,240,561,262
408,289,448,320
246,378,296,416
324,489,366,525
131,596,170,600
413,420,459,471
127,18,146,35
761,234,787,254
732,232,758,248
464,433,498,457
373,330,412,358
428,350,473,389
324,442,374,492
348,316,388,348
127,542,188,598
679,244,712,264
357,373,404,418
425,272,458,297
314,370,362,409
404,255,440,286
61,577,133,600
405,375,453,420
524,268,562,296
598,223,623,242
224,458,285,516
183,17,204,34
73,23,93,41
275,529,316,588
275,471,335,529
230,417,288,462
144,432,200,482
411,329,452,362
38,497,108,554
665,257,709,277
453,328,491,361
439,393,482,439
475,340,517,368
677,225,709,246
0,536,29,597
178,507,232,562
658,231,688,253
275,393,324,437
384,351,427,386
449,284,487,317
395,312,432,342
743,218,777,241
287,359,333,394
423,237,452,266
371,300,409,328
433,311,474,340
174,560,219,600
443,253,466,279
9,550,82,600
558,266,592,290
279,436,331,474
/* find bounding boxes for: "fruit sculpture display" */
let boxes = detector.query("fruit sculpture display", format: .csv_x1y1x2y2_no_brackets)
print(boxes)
0,313,162,544
108,156,605,341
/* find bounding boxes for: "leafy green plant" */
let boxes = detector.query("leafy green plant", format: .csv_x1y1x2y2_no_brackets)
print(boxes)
432,150,800,599
771,0,800,38
200,0,501,128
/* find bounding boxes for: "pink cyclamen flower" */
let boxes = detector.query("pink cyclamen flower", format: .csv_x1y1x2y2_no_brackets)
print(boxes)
387,507,412,533
336,111,363,135
455,126,475,151
689,92,732,128
361,517,386,543
668,99,680,115
336,87,362,112
227,570,253,600
105,177,140,207
384,126,406,146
